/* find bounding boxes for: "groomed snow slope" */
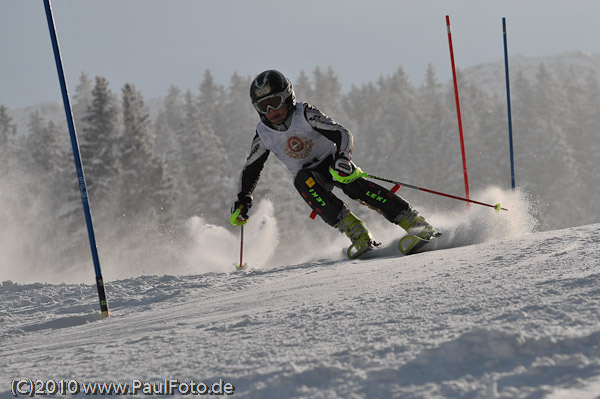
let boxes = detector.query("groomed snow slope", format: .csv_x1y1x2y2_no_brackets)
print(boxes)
1,219,599,398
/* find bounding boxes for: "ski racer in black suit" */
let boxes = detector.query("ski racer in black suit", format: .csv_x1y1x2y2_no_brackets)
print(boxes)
231,70,439,258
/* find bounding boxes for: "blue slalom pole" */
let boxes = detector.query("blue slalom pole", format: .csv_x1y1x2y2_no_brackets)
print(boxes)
43,0,110,319
503,17,516,190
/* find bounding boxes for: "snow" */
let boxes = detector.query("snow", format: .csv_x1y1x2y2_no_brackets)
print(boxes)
1,189,600,398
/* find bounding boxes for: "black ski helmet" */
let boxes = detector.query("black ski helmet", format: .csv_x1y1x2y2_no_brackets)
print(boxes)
250,70,296,123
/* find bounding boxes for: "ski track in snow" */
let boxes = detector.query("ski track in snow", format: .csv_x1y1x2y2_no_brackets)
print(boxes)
1,192,600,398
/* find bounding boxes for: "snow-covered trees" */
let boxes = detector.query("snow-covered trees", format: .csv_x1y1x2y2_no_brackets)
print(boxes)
0,105,17,174
81,76,120,203
4,61,600,241
120,83,173,224
25,113,65,174
0,105,17,151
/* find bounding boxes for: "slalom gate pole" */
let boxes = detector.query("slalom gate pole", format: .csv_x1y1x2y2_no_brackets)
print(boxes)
365,173,508,212
503,17,516,190
445,15,471,206
43,0,110,319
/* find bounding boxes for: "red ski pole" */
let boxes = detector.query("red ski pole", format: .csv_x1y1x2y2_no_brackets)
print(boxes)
329,167,508,212
366,173,508,212
329,167,507,211
239,224,245,268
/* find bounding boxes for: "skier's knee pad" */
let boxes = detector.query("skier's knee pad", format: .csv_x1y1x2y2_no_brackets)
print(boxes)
294,169,346,226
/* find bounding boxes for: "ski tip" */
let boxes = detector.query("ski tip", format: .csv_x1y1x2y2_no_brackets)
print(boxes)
398,234,438,256
398,235,420,255
346,241,380,259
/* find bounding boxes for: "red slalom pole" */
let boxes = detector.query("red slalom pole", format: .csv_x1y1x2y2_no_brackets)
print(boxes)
446,15,471,207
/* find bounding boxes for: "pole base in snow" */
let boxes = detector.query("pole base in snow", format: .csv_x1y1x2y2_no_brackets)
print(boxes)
96,276,110,318
235,263,249,271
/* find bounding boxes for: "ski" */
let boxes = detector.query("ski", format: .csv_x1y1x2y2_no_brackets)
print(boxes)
398,235,437,255
346,234,441,259
346,241,380,259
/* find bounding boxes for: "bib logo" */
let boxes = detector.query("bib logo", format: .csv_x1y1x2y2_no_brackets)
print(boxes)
285,136,313,159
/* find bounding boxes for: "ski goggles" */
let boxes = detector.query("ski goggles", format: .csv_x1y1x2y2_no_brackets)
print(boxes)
253,93,287,114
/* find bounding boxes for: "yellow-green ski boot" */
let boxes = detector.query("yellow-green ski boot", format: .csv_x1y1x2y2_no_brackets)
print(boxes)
336,211,379,259
396,209,441,255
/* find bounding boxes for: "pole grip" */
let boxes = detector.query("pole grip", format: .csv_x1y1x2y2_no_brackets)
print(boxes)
229,207,247,226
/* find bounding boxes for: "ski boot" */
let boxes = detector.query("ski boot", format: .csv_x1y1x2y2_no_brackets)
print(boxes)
336,211,379,259
396,208,441,239
396,209,441,255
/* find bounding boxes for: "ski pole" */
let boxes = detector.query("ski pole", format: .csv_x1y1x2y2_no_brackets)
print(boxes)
239,224,245,267
330,167,508,211
229,207,248,269
367,173,507,211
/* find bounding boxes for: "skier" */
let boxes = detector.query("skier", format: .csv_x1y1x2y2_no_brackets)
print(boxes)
231,70,440,258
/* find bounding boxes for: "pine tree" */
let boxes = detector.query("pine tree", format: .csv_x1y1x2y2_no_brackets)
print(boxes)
154,85,184,156
23,111,45,170
413,64,457,189
119,83,174,224
178,90,232,221
27,117,65,174
81,76,121,204
458,76,507,189
577,69,600,219
18,112,79,259
527,64,584,229
310,66,349,124
72,73,93,134
154,85,186,201
369,66,418,173
0,105,16,147
511,69,536,178
222,72,256,165
197,70,226,134
342,82,378,166
293,70,313,101
0,105,17,173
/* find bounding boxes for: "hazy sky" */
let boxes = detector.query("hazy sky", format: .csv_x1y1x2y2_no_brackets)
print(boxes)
2,0,599,108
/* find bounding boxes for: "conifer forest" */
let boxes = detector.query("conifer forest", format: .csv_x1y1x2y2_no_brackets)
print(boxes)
1,60,599,270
